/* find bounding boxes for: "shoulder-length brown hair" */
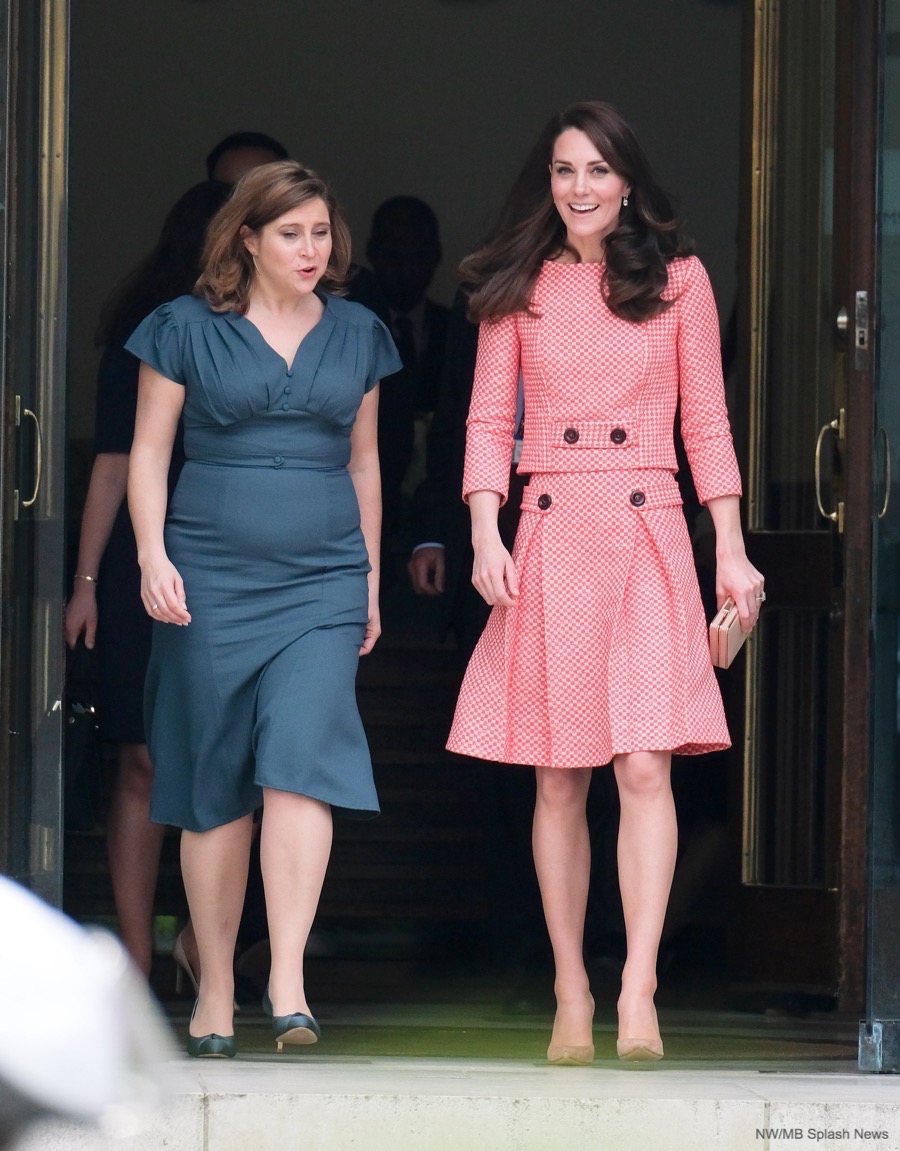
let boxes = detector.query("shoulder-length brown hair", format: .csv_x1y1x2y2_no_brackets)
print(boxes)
459,101,692,324
195,160,351,313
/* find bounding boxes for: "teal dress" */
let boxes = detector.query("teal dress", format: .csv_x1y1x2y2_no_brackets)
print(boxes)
125,293,401,831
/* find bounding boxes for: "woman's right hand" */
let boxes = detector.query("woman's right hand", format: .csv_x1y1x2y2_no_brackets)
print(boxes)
64,583,98,649
140,555,191,625
471,535,519,608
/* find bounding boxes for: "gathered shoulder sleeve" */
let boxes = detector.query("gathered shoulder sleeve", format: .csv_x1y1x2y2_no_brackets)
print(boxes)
675,258,742,504
124,301,187,385
462,312,520,505
366,315,402,392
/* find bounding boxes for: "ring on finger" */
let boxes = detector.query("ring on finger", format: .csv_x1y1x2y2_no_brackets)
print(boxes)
755,590,766,603
152,602,159,610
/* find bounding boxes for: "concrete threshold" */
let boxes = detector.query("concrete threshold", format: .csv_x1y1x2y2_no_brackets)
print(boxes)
17,1054,900,1151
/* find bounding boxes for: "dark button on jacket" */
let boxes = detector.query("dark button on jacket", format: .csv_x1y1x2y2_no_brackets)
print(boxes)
563,427,579,444
630,490,646,507
610,427,627,444
537,493,552,510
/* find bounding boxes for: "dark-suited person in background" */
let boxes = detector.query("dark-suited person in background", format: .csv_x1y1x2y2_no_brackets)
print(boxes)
368,197,449,539
205,131,289,185
205,131,388,322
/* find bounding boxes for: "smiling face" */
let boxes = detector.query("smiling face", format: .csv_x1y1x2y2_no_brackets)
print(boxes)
241,198,333,299
549,128,631,262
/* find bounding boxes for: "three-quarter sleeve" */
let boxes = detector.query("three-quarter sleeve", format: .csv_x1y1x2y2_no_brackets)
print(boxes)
124,301,186,385
676,259,742,504
366,316,403,392
461,313,521,505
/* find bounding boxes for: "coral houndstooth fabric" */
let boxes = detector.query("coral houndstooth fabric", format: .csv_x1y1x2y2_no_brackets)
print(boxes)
446,256,739,768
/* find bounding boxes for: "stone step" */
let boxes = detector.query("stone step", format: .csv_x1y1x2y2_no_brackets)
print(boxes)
21,1056,894,1151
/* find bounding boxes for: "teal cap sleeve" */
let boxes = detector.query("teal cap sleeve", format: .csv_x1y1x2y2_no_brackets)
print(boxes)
124,301,186,385
366,316,403,393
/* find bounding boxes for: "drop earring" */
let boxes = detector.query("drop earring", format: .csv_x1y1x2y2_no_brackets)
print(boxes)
622,195,629,208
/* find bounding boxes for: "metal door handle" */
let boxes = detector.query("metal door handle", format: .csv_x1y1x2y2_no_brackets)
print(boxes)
815,409,845,532
878,426,891,520
17,402,43,508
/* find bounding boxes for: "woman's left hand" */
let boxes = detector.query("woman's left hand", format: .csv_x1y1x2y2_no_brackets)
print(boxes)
716,552,765,635
360,584,381,656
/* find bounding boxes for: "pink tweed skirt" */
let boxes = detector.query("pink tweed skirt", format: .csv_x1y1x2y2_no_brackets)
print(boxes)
446,468,730,768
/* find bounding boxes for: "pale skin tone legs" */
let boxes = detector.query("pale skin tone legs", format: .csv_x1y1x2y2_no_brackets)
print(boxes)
185,793,333,1039
613,751,677,1043
181,815,253,1039
532,766,594,1047
533,752,676,1048
261,791,333,1017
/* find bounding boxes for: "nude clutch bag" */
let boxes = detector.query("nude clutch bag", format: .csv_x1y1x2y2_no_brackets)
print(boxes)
709,598,747,669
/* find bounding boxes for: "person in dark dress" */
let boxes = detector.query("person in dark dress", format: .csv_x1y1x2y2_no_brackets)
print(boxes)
65,180,231,977
127,161,400,1058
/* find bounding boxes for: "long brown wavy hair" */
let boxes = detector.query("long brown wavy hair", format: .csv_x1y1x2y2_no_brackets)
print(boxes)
195,160,351,313
459,102,693,324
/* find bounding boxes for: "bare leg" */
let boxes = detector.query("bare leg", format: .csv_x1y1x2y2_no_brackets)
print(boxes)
613,750,677,1046
260,788,333,1016
181,814,254,1038
178,819,264,982
532,766,594,1049
106,742,165,976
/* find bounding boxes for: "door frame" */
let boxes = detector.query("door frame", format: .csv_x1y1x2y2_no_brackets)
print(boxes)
832,0,877,1013
0,0,70,898
736,0,877,1011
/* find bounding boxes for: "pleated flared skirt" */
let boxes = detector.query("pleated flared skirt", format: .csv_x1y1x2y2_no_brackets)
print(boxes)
446,468,730,768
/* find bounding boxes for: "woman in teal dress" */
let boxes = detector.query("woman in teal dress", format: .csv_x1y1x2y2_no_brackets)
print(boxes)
127,161,400,1058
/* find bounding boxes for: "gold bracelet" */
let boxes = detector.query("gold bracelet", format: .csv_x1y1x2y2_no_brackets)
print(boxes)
74,573,98,584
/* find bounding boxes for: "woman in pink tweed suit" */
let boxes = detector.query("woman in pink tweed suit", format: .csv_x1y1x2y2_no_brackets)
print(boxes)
447,103,764,1064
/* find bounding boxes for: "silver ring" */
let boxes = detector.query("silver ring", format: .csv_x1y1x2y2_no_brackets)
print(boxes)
755,591,766,603
152,602,159,610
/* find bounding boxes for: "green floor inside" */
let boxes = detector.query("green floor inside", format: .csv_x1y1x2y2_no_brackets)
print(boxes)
168,1012,856,1064
163,954,858,1065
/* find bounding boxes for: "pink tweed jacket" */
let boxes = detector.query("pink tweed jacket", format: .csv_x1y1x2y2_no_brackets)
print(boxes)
461,255,742,505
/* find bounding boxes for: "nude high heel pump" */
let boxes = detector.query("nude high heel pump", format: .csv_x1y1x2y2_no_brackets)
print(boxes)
547,1041,595,1066
616,1038,664,1061
172,932,200,997
546,993,595,1065
173,930,239,1012
616,995,663,1061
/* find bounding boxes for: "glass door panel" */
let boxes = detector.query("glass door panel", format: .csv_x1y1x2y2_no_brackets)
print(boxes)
742,0,841,894
861,0,900,1071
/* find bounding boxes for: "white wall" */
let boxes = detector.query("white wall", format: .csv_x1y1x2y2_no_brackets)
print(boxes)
69,0,743,438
